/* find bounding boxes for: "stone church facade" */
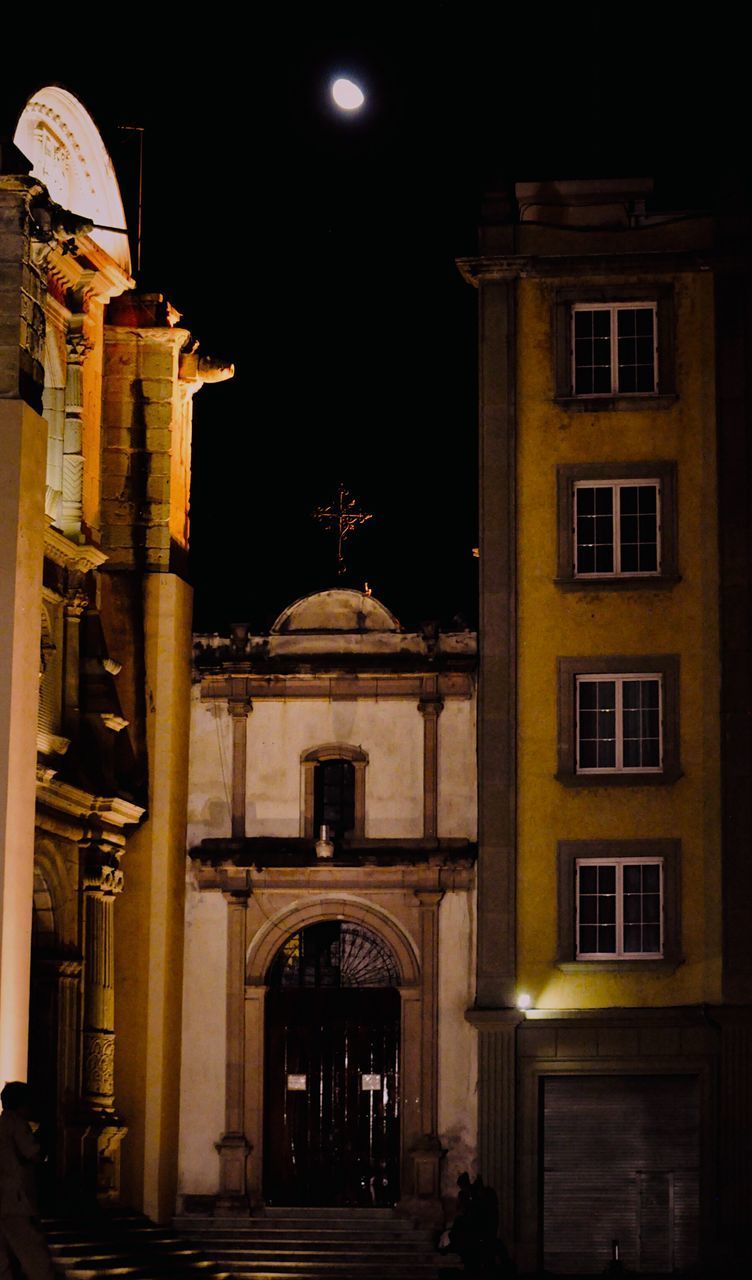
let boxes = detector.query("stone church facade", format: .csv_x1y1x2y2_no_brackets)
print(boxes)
1,86,230,1220
179,589,478,1222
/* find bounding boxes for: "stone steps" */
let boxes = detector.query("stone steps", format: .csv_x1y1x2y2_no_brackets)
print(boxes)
174,1209,463,1280
43,1213,231,1279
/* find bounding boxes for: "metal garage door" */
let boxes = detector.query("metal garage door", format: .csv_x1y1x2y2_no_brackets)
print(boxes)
543,1075,700,1274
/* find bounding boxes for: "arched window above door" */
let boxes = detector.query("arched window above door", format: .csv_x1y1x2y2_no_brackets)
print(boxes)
301,744,368,840
268,920,400,988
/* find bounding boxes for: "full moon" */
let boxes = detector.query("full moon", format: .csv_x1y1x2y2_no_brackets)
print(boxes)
332,78,365,111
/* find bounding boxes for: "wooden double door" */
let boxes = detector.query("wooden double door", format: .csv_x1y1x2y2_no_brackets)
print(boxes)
264,986,400,1206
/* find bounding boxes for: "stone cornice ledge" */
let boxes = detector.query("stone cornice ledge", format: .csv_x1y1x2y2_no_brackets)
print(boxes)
195,862,473,894
456,250,711,286
36,773,144,839
44,523,108,572
465,1008,523,1030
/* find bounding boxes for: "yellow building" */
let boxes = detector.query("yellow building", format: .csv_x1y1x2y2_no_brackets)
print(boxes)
460,179,752,1274
0,86,230,1221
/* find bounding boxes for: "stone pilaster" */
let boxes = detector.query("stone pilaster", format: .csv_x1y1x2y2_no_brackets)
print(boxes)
228,686,252,840
418,680,444,840
216,882,251,1212
404,890,444,1222
465,1010,521,1252
61,325,89,541
80,844,127,1199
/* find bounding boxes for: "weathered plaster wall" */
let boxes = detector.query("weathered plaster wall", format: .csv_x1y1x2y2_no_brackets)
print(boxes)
516,271,722,1008
437,699,477,838
245,700,424,839
177,881,227,1196
187,685,232,846
438,888,478,1195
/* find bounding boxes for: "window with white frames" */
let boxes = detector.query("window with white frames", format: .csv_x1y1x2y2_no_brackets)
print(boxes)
557,840,681,967
556,462,679,588
572,302,657,396
576,674,662,773
576,857,663,958
574,480,660,577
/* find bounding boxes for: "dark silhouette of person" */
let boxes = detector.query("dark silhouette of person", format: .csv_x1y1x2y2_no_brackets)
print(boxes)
0,1082,55,1280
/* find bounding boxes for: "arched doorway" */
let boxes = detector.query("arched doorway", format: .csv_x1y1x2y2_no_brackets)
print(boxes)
263,920,400,1207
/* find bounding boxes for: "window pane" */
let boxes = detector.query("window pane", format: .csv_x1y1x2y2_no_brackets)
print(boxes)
579,865,598,894
643,923,661,952
580,894,598,924
623,864,642,893
616,307,655,393
598,865,616,893
643,864,660,893
599,892,616,924
598,925,616,953
574,309,612,395
621,679,661,769
623,923,641,952
579,925,598,954
576,487,614,575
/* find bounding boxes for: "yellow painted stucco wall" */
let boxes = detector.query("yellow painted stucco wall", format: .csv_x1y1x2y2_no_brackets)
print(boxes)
516,272,722,1009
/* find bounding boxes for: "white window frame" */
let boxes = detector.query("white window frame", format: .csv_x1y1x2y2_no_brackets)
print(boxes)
571,301,658,397
575,673,663,774
576,856,664,959
573,478,662,578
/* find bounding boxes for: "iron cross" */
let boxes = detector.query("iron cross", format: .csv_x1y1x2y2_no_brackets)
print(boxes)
313,483,373,576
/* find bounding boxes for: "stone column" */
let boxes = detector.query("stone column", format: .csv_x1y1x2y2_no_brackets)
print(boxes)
406,890,444,1222
80,844,127,1199
418,681,444,840
229,685,252,840
61,325,88,541
216,884,251,1212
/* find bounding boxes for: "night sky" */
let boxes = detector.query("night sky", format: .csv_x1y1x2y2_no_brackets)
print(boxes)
2,8,746,632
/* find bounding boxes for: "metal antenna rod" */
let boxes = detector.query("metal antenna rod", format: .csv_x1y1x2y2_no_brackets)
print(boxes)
118,125,144,275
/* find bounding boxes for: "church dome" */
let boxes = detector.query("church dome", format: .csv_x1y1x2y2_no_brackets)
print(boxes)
271,589,400,634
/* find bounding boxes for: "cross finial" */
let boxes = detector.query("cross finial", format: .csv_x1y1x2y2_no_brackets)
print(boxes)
313,483,372,576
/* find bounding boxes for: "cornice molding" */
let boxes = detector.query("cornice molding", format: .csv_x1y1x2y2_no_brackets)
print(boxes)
44,523,108,572
457,250,712,287
194,861,474,894
35,773,144,838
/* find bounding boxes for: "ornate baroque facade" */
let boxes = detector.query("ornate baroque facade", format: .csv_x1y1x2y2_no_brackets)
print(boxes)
0,87,230,1218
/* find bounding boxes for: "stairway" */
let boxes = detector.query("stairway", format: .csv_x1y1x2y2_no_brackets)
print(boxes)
174,1207,464,1279
43,1212,230,1279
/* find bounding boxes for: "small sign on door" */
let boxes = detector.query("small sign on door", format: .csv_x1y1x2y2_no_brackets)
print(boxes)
287,1074,307,1091
361,1073,381,1091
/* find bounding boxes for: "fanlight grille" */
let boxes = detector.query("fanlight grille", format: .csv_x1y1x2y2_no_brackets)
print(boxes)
269,921,399,988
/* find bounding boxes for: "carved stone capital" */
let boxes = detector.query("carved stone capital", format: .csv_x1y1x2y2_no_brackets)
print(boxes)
64,586,89,618
228,697,253,719
82,849,123,895
65,328,92,364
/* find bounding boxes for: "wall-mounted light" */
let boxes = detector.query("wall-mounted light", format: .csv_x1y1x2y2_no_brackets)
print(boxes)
516,992,533,1011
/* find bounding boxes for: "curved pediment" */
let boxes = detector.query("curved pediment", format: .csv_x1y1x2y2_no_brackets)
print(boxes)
14,85,131,273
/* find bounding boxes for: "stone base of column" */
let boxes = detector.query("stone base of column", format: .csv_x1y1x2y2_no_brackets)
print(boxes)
76,1109,128,1202
399,1135,445,1226
215,1131,251,1213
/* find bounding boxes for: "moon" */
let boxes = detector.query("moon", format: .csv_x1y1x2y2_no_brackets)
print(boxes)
332,78,365,111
